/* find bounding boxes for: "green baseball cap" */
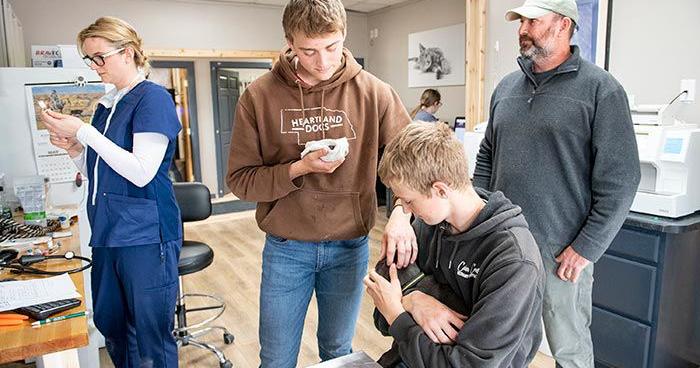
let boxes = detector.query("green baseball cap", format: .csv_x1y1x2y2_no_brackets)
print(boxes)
505,0,579,24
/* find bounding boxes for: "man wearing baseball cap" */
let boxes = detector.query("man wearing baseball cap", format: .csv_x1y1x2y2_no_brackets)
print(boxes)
473,1,641,367
505,0,580,24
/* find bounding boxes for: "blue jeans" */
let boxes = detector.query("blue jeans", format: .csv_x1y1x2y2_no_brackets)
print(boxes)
259,234,369,368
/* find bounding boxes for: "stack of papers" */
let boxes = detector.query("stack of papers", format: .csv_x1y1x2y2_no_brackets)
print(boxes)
0,273,81,312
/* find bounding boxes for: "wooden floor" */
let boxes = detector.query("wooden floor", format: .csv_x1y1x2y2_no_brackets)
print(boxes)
99,209,555,368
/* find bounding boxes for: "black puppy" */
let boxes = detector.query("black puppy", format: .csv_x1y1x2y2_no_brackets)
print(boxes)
372,259,468,368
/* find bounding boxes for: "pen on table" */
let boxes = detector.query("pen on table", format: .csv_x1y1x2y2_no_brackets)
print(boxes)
31,311,90,328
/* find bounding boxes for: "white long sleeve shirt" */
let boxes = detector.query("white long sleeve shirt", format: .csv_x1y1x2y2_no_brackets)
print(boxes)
72,129,168,188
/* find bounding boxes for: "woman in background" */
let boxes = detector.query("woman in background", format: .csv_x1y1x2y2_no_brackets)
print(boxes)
409,88,441,122
42,16,181,368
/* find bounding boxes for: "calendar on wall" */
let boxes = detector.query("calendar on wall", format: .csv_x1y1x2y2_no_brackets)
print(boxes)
25,83,106,183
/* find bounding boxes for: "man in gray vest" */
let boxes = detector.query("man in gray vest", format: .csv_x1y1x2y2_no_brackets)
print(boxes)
473,0,641,366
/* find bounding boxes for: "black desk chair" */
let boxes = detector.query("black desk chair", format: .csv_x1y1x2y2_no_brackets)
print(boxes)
173,182,234,368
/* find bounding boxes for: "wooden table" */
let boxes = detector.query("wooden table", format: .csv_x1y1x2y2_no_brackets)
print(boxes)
0,222,89,365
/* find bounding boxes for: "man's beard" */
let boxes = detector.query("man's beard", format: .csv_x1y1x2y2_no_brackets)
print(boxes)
519,28,557,61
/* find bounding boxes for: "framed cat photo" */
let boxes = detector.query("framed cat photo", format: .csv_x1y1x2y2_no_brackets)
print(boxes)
407,23,465,88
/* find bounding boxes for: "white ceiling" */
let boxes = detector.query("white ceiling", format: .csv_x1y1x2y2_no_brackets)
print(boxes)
161,0,414,13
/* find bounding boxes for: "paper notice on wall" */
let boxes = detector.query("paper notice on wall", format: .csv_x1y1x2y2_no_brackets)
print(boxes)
31,45,62,68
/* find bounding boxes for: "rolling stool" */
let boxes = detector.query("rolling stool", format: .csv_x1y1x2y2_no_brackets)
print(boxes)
173,182,234,368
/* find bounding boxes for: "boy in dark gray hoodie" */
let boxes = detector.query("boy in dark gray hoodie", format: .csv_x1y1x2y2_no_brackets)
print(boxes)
365,122,544,368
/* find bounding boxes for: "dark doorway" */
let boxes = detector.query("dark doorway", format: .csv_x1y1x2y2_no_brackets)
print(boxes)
210,61,272,197
212,69,238,196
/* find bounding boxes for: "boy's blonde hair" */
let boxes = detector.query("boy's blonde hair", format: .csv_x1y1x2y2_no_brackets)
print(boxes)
77,16,149,72
379,122,471,196
282,0,346,42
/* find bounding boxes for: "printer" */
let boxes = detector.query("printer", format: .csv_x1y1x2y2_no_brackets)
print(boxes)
630,103,700,218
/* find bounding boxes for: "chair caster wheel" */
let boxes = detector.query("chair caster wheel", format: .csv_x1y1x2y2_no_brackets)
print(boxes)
220,360,233,368
223,332,235,344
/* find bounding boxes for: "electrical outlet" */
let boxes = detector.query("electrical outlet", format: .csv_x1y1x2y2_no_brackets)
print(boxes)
680,79,695,102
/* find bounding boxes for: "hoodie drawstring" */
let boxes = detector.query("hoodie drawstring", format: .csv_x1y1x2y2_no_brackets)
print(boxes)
295,82,328,139
320,89,327,138
435,223,447,269
320,88,326,120
448,239,460,270
435,222,470,270
296,80,306,120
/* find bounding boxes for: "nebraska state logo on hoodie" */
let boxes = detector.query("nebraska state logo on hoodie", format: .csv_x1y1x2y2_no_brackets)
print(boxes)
226,47,411,242
282,107,357,145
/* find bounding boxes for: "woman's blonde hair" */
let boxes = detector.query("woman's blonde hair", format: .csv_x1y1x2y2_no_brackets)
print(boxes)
410,89,441,119
379,122,470,196
282,0,346,42
77,16,149,72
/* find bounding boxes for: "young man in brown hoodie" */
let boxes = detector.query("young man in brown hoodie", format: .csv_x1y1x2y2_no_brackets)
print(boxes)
226,0,414,366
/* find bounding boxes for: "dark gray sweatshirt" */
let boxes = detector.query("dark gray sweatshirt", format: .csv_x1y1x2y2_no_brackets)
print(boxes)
389,189,544,368
473,46,641,262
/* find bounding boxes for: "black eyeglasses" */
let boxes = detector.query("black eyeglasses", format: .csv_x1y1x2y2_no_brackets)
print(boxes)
82,48,125,67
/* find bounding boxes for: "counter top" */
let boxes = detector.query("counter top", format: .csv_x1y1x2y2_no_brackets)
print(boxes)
624,211,700,234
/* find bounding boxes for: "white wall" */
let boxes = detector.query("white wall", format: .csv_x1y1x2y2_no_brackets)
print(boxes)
10,0,369,57
484,0,700,124
484,0,526,118
11,0,282,55
607,0,700,123
367,0,466,123
10,0,368,196
347,11,370,60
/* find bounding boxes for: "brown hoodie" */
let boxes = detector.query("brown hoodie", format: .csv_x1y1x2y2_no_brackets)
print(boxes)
226,48,410,241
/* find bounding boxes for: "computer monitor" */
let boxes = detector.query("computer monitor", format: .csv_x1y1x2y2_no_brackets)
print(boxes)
454,116,466,131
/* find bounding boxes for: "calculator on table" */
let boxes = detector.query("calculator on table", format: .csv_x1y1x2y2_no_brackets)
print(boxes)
15,298,82,320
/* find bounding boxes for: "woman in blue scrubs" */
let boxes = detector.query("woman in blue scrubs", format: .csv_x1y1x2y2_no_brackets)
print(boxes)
42,16,182,368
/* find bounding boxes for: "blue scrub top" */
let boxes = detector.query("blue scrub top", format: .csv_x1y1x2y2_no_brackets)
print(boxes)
414,110,438,122
86,81,182,247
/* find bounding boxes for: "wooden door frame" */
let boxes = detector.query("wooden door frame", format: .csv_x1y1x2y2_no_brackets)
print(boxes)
210,61,273,197
146,49,278,60
150,60,202,183
465,0,487,131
